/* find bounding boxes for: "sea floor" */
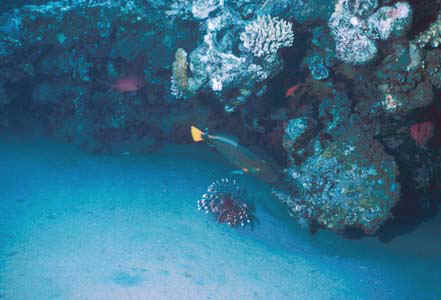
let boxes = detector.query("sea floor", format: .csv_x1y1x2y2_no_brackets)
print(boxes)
0,132,440,300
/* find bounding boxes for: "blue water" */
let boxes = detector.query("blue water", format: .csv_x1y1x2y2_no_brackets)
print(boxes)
0,132,440,299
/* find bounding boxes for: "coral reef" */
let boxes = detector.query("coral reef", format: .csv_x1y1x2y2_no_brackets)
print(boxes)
184,11,288,112
329,0,412,64
306,55,330,80
0,0,439,237
171,48,189,99
277,124,400,234
192,0,224,19
414,11,441,48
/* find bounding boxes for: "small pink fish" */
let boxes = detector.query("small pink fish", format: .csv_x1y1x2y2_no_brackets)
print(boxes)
105,75,145,93
410,121,434,146
285,84,300,97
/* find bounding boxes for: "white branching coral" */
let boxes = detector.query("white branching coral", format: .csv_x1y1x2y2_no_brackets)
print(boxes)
240,15,294,58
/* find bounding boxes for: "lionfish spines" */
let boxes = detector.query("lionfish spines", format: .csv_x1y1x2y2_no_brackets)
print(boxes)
197,178,254,228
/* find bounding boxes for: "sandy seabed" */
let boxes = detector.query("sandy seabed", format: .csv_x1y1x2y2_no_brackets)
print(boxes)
0,133,440,299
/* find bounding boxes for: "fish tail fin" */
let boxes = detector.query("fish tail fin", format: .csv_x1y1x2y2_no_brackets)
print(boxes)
191,126,205,142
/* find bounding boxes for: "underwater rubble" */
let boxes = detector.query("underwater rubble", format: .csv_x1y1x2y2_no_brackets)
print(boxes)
0,0,440,237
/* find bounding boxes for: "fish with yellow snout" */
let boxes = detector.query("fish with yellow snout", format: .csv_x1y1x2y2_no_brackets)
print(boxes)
191,126,283,184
